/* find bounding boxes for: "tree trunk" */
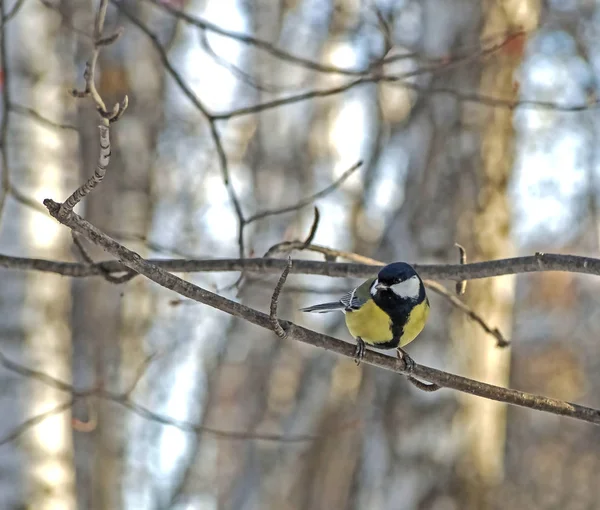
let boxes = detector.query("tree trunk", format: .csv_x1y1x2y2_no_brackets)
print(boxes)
451,3,540,508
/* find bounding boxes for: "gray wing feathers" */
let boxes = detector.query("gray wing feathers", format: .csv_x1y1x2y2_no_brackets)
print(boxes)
299,301,346,313
300,290,365,314
301,278,374,314
341,287,366,311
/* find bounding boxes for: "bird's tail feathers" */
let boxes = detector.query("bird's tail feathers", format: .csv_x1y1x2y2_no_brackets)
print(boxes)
299,302,344,313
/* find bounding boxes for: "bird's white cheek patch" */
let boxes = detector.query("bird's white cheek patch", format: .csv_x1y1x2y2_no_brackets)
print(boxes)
390,276,420,299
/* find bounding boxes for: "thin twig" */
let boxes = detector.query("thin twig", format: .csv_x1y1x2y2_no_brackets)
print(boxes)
214,75,598,122
11,103,78,131
123,351,161,397
455,243,467,295
264,241,507,346
301,207,320,248
406,376,441,392
40,201,600,426
270,257,292,339
0,349,73,391
264,242,380,263
10,185,47,213
0,349,322,444
61,0,127,215
112,397,319,442
145,0,527,82
143,0,372,77
1,0,26,26
58,125,111,216
113,3,246,257
246,161,362,224
70,0,127,121
0,400,75,446
424,279,509,348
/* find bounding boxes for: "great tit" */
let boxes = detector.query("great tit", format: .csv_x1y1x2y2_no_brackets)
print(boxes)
300,262,430,364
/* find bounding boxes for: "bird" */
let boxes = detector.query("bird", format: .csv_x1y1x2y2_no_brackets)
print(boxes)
300,262,429,365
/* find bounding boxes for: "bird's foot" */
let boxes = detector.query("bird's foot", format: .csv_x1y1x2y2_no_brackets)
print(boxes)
396,348,415,373
354,338,366,366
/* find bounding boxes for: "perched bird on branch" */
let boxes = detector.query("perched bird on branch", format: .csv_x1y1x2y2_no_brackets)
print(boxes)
300,262,430,365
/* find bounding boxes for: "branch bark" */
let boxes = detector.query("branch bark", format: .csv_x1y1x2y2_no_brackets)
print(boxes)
2,251,600,281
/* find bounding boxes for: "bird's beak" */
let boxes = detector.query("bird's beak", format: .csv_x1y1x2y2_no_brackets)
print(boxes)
375,282,389,291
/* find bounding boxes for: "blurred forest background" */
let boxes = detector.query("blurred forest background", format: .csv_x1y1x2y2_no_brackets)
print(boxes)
2,0,600,509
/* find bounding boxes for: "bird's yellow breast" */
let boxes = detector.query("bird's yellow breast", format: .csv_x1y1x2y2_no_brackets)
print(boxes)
400,299,430,346
345,298,430,347
345,299,393,344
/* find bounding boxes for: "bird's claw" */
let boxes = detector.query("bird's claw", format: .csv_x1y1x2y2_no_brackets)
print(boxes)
354,338,366,366
396,348,415,373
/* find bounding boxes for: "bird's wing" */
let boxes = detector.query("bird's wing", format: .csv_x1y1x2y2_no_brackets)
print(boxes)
301,277,376,313
340,277,375,311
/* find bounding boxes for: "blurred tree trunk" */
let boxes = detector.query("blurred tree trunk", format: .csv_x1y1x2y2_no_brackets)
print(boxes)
451,3,539,509
165,2,360,509
200,3,333,509
331,2,485,508
0,0,79,508
70,4,163,508
0,5,24,506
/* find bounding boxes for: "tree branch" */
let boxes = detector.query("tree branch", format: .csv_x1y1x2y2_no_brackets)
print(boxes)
38,200,600,426
3,251,600,281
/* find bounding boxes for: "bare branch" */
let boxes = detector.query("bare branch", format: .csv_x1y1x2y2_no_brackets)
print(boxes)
264,242,380,263
10,185,48,214
1,0,26,26
0,400,74,446
0,349,73,392
39,201,600,426
142,0,371,77
214,75,598,123
5,252,600,282
302,207,320,248
56,0,128,219
123,351,161,397
96,26,124,46
0,349,321,443
112,398,319,442
424,279,509,348
10,103,78,131
114,2,246,257
246,161,362,224
70,0,127,121
270,257,292,339
144,0,527,82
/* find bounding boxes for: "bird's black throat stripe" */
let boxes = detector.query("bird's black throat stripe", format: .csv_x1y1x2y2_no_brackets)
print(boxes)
371,282,428,349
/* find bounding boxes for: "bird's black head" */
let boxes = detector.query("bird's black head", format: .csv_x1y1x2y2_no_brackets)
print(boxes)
377,262,418,286
370,262,424,302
